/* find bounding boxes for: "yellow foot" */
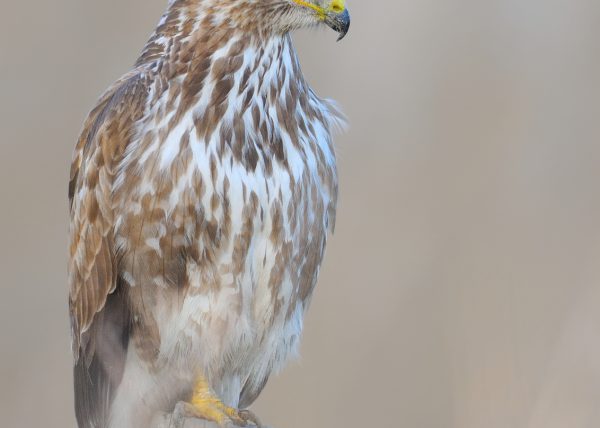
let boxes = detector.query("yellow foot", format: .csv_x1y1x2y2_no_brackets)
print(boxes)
174,376,262,427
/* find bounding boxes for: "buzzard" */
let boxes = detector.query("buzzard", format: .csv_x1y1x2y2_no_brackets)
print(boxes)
68,1,349,427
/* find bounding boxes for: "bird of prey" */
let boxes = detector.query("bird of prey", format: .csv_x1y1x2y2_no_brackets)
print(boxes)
68,0,349,427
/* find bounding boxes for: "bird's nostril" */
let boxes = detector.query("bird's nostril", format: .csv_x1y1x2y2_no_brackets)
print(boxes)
329,0,345,13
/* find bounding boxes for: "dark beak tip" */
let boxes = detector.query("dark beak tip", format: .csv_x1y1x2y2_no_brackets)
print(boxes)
337,25,349,41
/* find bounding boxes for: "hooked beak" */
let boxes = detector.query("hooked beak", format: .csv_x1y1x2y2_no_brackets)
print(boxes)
325,8,351,41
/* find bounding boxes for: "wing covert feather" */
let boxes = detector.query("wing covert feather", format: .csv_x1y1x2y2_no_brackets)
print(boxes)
68,70,149,359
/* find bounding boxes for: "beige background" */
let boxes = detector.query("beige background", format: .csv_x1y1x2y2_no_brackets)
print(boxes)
2,0,600,427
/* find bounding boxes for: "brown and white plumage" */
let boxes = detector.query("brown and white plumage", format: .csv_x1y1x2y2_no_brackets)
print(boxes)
68,1,349,427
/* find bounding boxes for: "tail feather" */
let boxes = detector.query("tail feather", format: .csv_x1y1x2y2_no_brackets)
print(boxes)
73,286,130,428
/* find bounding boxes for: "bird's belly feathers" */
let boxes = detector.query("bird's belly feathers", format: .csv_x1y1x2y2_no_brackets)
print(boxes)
174,156,330,395
115,114,337,403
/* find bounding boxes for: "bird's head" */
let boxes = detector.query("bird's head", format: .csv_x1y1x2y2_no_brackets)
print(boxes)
282,0,351,41
173,0,350,41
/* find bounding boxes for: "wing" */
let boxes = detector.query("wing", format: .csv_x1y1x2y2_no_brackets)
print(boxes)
68,69,149,428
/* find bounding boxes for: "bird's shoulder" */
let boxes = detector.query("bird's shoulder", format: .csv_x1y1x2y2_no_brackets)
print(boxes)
69,68,151,206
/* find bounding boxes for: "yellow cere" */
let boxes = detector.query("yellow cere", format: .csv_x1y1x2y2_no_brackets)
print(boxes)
293,0,346,19
329,0,346,13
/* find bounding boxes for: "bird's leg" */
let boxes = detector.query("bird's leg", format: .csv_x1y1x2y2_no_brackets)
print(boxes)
174,375,262,427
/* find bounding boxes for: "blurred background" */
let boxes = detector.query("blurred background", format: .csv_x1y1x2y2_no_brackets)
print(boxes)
2,0,600,427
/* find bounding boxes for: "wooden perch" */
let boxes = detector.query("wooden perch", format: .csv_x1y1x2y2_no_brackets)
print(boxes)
152,407,265,428
152,412,222,428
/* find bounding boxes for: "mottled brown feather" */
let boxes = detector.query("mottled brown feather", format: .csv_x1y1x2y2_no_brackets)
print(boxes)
69,70,149,359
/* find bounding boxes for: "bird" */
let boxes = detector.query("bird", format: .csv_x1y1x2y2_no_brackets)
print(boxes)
68,0,349,427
